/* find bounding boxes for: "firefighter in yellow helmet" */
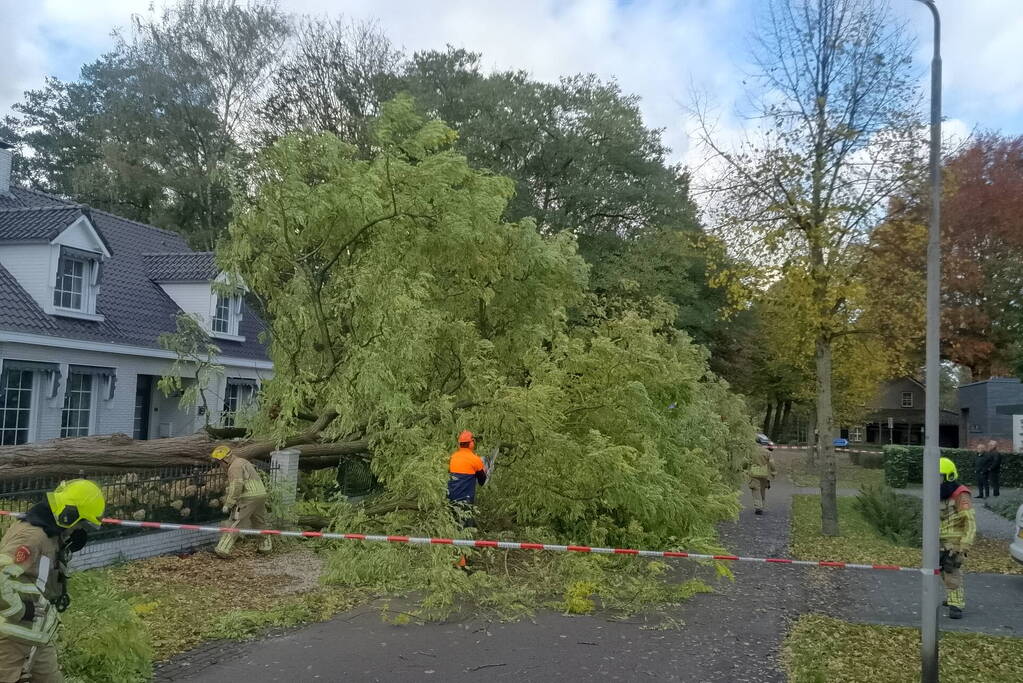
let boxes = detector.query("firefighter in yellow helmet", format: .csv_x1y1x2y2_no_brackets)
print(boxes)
211,446,271,558
746,442,777,515
0,479,104,682
939,456,975,619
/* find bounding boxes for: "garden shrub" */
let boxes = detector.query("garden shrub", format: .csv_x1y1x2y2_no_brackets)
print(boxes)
883,446,1023,488
854,484,922,547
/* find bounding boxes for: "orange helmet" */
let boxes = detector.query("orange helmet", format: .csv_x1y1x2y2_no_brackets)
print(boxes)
458,430,475,449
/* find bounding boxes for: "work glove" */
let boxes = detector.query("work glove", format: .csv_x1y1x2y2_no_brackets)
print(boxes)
222,505,232,515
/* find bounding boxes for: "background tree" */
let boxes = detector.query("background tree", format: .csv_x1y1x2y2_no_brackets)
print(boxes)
10,0,290,247
696,0,923,534
259,17,402,153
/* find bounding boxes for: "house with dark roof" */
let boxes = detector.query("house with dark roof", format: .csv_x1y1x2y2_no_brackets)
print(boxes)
840,376,959,448
0,142,271,445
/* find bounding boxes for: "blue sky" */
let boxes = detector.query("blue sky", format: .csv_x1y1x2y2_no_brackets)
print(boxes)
3,0,1022,168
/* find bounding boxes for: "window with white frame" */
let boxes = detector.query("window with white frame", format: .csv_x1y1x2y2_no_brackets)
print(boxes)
53,256,88,310
211,293,243,337
212,295,232,334
901,391,914,408
222,380,256,427
60,372,94,437
850,426,864,442
0,369,34,446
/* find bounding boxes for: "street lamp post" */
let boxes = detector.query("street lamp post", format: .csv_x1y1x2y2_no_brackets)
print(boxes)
911,1,942,681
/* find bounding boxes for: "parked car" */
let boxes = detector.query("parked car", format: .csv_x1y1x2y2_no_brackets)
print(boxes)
1011,502,1023,566
756,433,775,448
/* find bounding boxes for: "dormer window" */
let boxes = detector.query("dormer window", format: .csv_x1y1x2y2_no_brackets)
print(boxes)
212,295,232,334
210,292,243,340
53,255,89,310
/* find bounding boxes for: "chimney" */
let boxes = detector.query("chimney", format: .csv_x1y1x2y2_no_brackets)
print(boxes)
0,141,12,195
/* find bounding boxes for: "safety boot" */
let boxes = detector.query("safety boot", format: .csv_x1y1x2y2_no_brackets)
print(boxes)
258,536,273,554
948,606,963,619
215,532,237,558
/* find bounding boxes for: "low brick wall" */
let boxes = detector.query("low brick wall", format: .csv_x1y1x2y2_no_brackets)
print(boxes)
70,527,218,571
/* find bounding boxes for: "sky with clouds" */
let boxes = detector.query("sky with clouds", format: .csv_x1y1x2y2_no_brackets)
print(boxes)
2,0,1022,169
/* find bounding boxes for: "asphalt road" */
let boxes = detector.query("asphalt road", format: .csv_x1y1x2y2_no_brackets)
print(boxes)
157,459,1023,682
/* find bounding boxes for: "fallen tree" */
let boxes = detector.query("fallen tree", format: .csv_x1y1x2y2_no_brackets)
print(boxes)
0,410,366,480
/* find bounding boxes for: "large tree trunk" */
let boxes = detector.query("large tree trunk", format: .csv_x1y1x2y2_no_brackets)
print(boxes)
762,402,775,435
779,400,793,443
816,335,839,537
770,400,784,441
0,410,364,480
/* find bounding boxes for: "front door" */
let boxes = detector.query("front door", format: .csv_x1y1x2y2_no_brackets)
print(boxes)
133,375,154,440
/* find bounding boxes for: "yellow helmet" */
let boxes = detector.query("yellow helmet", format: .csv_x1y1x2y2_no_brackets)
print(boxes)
939,457,958,482
47,479,105,529
211,446,232,460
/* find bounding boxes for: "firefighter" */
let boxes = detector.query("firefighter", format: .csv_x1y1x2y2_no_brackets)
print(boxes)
447,431,487,528
0,479,104,683
747,442,777,515
211,446,271,558
939,457,975,619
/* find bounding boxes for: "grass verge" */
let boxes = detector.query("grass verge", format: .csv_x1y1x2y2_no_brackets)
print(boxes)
785,453,884,489
785,613,1023,682
790,495,1023,575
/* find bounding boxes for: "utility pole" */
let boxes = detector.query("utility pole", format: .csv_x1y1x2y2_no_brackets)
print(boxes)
911,1,942,681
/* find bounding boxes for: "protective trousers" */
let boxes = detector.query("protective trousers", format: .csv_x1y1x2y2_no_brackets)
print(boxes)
0,638,61,683
749,477,769,511
216,497,271,557
940,549,965,609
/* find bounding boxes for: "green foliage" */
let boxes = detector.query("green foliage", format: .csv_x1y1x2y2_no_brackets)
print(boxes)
785,614,1023,683
854,485,922,547
207,591,356,641
157,313,225,426
59,572,152,683
223,100,751,564
883,446,1023,488
320,501,717,621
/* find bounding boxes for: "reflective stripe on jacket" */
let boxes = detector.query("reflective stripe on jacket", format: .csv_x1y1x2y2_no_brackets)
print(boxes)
226,458,267,507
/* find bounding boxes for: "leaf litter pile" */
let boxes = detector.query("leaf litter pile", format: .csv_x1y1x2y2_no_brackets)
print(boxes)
109,544,363,660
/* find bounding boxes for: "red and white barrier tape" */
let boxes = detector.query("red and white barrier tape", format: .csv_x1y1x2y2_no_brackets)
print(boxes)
0,510,937,575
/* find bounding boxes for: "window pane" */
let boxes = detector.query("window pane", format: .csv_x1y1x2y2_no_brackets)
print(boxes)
60,372,93,438
0,369,33,446
53,258,87,311
212,295,231,333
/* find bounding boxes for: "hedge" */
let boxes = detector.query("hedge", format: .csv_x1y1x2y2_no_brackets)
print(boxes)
883,445,1023,489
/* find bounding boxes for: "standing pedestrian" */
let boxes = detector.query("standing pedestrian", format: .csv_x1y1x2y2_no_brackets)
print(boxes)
747,442,777,516
987,440,1002,498
211,446,272,558
939,457,975,620
975,444,992,500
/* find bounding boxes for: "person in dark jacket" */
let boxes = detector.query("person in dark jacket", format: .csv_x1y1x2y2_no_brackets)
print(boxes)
987,440,1002,497
975,445,992,499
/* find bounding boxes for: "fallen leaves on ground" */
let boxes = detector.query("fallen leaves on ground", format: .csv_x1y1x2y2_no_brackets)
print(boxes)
785,613,1023,682
783,451,884,489
108,543,363,660
790,495,1023,575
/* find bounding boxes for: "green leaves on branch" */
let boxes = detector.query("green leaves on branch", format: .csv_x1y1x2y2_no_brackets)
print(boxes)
222,98,753,552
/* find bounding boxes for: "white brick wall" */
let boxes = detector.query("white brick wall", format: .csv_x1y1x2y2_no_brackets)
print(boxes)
69,528,218,571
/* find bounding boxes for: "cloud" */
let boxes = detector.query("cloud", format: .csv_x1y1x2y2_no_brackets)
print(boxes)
2,0,1021,164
